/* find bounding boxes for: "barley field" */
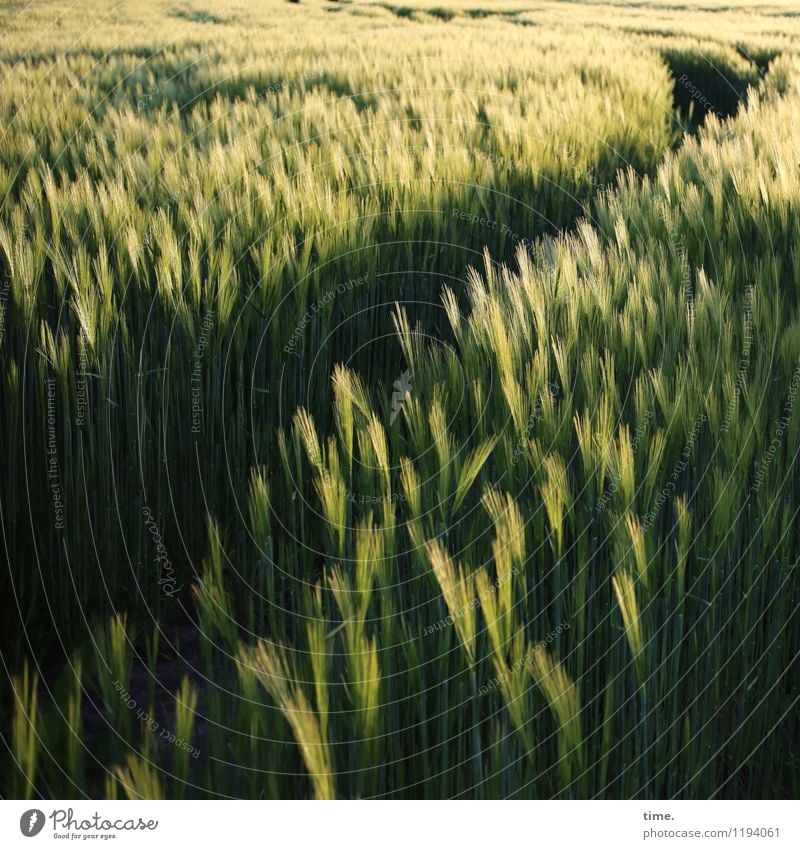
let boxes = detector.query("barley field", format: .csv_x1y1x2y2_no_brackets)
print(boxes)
1,0,799,800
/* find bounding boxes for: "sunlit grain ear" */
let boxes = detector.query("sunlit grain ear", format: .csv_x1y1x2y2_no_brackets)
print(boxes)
399,456,422,519
248,466,272,557
539,454,571,559
612,568,646,691
453,436,496,514
425,539,477,666
114,753,164,800
294,408,324,472
173,677,199,797
529,646,585,788
367,414,391,496
441,285,463,347
332,364,373,421
11,660,39,800
315,440,347,559
241,640,336,800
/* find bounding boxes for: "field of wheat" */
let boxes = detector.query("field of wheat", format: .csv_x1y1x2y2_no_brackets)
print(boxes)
1,0,799,800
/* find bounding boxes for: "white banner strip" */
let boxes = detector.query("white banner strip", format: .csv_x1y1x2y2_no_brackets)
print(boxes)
1,800,797,848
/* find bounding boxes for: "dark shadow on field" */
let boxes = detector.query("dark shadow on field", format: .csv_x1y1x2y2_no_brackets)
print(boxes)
661,45,771,131
168,6,226,25
368,4,532,23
